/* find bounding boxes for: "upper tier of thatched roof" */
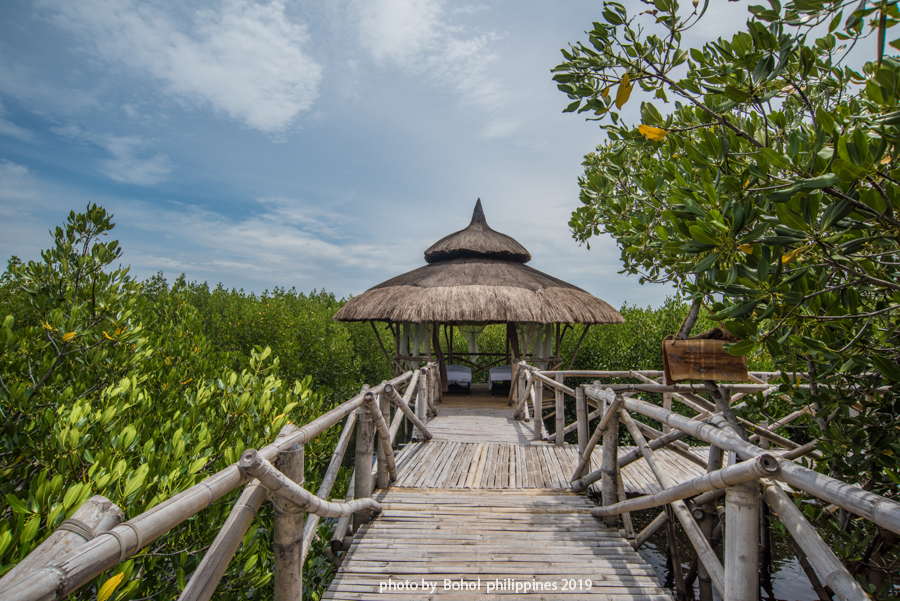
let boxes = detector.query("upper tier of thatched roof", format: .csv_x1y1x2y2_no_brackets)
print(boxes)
334,200,624,325
424,198,531,263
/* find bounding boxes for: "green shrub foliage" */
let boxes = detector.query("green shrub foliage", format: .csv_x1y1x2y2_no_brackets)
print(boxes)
0,207,348,600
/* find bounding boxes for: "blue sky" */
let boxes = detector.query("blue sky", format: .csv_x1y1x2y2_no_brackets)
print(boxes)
0,0,801,309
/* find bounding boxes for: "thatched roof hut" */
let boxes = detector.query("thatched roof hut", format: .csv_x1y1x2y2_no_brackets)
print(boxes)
334,199,623,325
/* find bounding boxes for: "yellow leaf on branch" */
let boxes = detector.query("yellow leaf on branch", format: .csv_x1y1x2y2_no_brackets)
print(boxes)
62,332,76,342
638,124,667,141
782,245,810,264
103,331,114,340
43,322,53,331
738,244,754,254
97,572,125,601
615,73,632,109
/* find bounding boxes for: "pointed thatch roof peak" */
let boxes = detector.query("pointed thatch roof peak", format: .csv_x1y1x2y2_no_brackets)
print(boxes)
424,199,531,264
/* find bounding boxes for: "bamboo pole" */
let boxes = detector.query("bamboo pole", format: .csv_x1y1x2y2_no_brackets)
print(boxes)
526,367,576,397
544,405,603,443
662,393,672,434
422,367,438,416
301,411,357,563
177,482,268,601
724,478,760,601
618,409,726,597
622,395,900,535
0,404,412,601
238,450,380,519
273,444,304,601
570,391,620,484
634,420,708,469
631,510,668,551
763,482,870,601
665,505,687,600
533,378,543,440
591,454,777,517
575,386,588,456
364,391,396,484
514,371,533,419
383,384,432,440
600,398,619,522
354,406,375,530
555,373,565,446
616,471,634,539
0,496,124,592
330,471,355,555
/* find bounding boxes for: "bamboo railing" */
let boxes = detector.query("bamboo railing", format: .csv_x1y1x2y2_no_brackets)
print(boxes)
516,363,900,601
0,363,442,601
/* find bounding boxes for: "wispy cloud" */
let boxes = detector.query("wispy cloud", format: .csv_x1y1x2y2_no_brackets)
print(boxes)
42,0,323,134
53,125,171,185
355,0,520,138
0,159,37,205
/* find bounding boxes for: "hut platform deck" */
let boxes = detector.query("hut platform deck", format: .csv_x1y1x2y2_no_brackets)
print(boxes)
326,387,682,600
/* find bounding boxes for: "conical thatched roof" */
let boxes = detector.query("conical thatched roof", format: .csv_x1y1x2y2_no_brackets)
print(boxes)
424,199,531,263
334,200,624,325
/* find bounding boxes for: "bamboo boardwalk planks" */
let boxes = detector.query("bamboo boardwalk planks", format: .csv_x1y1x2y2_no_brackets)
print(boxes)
323,490,670,600
326,388,679,599
391,441,707,496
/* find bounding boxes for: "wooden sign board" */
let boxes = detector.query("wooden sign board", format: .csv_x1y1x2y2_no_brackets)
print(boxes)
662,337,749,383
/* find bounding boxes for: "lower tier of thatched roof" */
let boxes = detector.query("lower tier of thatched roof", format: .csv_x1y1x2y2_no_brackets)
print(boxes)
334,257,624,324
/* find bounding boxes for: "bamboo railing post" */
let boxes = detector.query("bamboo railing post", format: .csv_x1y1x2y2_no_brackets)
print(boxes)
533,377,543,440
0,496,124,592
662,393,672,434
273,444,304,601
354,406,375,531
413,377,425,440
724,479,760,601
178,481,268,601
330,471,355,557
514,363,526,409
575,386,588,455
555,373,565,446
600,396,620,523
375,391,389,490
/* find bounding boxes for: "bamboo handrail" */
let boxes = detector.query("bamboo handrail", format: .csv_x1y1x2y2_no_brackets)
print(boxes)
239,450,381,518
592,454,778,518
620,396,900,536
570,388,618,484
1,370,414,601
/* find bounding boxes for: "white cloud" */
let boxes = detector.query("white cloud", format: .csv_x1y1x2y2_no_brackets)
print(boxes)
43,0,323,133
0,160,37,205
53,125,172,185
355,0,518,137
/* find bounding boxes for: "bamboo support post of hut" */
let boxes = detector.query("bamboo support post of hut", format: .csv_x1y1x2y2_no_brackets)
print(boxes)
575,386,588,455
555,373,565,446
178,481,268,601
272,444,304,601
0,496,125,592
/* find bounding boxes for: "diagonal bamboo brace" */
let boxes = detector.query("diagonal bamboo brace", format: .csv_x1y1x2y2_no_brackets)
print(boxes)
570,388,620,483
592,453,778,517
383,384,432,440
238,450,381,518
364,391,397,481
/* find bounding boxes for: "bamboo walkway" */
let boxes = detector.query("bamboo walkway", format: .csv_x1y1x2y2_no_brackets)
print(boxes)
324,387,690,599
